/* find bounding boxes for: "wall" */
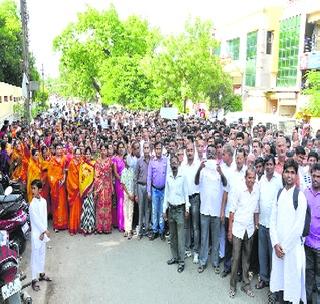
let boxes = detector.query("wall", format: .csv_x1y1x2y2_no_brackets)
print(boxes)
0,82,22,123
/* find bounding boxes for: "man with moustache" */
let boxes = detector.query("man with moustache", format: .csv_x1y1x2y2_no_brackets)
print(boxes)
163,155,190,273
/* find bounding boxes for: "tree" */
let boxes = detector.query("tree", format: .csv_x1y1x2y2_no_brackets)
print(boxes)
0,0,39,87
303,70,320,117
54,7,237,111
0,0,23,86
53,5,160,106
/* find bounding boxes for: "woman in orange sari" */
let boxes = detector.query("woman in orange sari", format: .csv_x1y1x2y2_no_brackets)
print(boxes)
27,148,42,203
67,147,82,235
40,145,51,214
48,144,68,232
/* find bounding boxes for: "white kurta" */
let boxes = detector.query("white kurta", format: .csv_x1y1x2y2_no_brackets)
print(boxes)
270,187,307,304
29,196,48,280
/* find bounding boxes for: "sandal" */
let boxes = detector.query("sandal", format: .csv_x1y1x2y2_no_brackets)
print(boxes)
241,286,254,298
229,289,236,298
32,280,40,292
198,265,205,273
39,273,52,282
177,264,184,273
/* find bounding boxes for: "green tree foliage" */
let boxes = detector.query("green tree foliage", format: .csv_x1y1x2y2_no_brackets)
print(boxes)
54,6,238,111
0,0,23,85
303,70,320,117
0,0,39,86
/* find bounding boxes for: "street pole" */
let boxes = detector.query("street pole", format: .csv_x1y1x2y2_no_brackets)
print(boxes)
41,64,44,94
20,0,31,123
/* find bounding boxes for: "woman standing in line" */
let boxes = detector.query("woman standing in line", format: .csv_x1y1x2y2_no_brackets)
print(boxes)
67,147,82,235
95,144,113,234
27,148,42,203
112,141,126,232
79,147,96,234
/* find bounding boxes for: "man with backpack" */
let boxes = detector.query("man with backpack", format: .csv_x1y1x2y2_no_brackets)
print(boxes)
270,159,308,304
304,163,320,304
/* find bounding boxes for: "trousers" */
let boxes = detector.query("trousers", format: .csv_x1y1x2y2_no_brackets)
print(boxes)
137,184,150,235
258,224,273,282
305,245,320,304
169,205,185,264
230,231,253,290
199,214,220,267
185,194,200,253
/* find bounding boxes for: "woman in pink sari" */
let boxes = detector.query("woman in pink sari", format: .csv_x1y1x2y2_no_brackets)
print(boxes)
112,141,126,232
94,144,113,234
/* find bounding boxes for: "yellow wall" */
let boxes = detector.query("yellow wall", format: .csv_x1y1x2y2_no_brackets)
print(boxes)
0,82,22,122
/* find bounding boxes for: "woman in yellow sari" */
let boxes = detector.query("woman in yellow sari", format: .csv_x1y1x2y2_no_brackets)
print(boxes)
79,147,95,234
27,148,42,203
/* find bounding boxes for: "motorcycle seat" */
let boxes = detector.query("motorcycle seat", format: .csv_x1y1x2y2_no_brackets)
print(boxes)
0,194,23,204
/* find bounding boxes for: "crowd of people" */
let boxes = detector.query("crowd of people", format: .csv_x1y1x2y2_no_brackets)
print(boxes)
0,102,319,303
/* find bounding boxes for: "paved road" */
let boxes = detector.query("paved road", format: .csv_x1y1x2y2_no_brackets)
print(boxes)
22,230,269,304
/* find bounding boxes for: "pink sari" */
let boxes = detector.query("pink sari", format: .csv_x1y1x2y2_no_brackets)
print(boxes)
112,156,125,231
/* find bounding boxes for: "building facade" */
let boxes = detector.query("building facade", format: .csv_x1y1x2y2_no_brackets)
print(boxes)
216,0,320,117
0,82,23,123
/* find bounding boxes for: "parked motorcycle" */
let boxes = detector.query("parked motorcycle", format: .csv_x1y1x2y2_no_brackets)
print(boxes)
0,229,32,304
0,187,30,256
0,175,23,197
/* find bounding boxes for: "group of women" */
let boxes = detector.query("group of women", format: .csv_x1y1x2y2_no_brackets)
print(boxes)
21,139,128,235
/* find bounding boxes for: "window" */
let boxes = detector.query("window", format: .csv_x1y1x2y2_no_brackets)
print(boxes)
4,96,8,102
266,31,274,55
245,31,258,87
277,15,301,87
0,96,2,103
227,38,240,60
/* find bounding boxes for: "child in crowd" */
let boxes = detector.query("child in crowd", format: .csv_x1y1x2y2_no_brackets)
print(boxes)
29,179,52,291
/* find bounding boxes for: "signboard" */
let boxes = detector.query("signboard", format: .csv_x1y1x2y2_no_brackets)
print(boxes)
300,51,320,70
160,107,178,120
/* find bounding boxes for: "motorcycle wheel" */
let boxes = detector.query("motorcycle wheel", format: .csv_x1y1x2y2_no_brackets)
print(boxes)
5,292,22,304
11,231,26,256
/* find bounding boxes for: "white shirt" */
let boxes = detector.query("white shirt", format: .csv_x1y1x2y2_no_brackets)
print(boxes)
230,182,259,239
199,165,224,217
258,173,283,228
29,196,48,249
221,161,236,218
182,159,200,195
163,168,190,213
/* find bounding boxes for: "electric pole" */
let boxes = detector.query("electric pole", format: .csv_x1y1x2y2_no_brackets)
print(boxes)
20,0,31,123
41,64,45,94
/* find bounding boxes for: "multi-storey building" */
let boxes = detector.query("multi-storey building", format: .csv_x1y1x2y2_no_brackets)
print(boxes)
216,0,320,117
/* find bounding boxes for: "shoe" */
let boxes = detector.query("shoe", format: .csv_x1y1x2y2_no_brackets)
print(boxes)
185,250,192,258
127,232,132,240
198,265,206,273
137,234,142,240
220,270,231,278
167,258,178,265
255,280,269,289
193,253,199,264
149,233,158,241
160,233,165,241
177,264,185,273
213,266,220,274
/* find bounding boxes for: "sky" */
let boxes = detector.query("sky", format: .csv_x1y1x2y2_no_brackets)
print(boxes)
20,0,280,78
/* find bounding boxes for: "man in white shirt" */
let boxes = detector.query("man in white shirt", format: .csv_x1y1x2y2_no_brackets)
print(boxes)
256,154,283,290
163,155,190,273
195,145,227,274
228,168,259,298
182,143,201,263
220,144,235,277
270,159,307,304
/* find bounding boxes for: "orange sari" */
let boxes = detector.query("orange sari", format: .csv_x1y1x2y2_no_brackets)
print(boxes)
67,158,82,234
40,156,51,214
27,157,42,203
11,148,23,181
48,156,68,230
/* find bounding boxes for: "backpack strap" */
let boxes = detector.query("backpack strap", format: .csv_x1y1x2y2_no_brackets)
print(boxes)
277,188,283,202
293,186,300,210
